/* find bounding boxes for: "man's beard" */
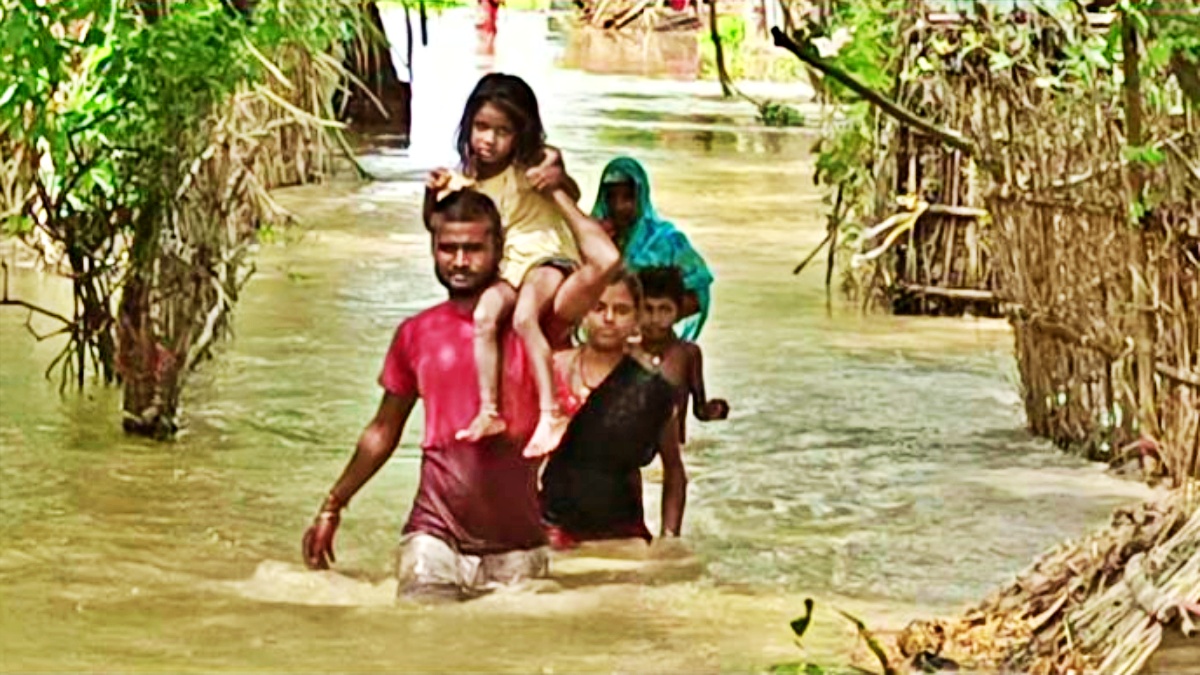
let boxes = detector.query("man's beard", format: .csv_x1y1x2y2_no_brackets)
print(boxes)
434,264,497,299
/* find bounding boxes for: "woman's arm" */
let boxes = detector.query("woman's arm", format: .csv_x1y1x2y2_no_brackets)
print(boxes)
659,413,687,537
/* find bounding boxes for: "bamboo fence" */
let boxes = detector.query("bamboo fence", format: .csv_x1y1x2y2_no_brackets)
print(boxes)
960,13,1200,478
793,4,1198,479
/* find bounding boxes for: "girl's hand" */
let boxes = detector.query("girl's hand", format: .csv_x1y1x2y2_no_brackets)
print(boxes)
427,169,475,202
526,164,563,194
426,168,452,193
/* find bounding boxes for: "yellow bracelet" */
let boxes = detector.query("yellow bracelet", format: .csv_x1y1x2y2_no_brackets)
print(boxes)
322,491,348,513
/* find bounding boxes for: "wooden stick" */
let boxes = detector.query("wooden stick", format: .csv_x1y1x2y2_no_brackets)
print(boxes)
770,27,977,157
923,203,989,218
1123,11,1160,436
1157,364,1200,389
793,231,832,275
895,283,998,302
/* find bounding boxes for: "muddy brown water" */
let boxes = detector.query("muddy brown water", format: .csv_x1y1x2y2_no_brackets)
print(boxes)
0,8,1154,672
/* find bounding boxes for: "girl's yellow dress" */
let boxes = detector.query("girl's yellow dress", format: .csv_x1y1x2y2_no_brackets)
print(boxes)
447,166,581,286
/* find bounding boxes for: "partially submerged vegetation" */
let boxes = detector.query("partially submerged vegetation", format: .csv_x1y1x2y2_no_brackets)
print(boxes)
774,0,1199,480
0,1,380,437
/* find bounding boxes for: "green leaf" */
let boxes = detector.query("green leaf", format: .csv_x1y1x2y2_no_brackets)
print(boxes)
1123,144,1165,165
0,82,19,108
2,216,35,236
989,51,1015,72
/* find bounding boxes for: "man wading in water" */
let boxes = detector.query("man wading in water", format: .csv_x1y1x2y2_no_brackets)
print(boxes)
301,184,620,600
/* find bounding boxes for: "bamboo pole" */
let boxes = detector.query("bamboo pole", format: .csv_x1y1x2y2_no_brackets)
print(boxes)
708,0,733,98
1121,11,1160,439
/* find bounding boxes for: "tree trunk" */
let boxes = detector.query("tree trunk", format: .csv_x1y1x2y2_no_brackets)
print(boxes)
339,0,412,142
118,273,179,439
708,0,734,97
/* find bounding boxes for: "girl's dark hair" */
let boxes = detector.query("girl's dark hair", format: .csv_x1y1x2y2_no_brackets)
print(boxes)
456,73,546,168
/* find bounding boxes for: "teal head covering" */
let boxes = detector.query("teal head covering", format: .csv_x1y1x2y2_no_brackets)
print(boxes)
591,157,714,341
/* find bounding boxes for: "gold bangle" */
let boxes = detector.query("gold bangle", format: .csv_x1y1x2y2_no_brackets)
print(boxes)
322,491,348,513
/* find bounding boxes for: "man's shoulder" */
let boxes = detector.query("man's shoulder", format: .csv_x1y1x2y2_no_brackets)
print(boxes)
395,301,460,331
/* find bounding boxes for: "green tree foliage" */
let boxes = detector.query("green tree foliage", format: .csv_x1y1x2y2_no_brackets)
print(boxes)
1,1,366,435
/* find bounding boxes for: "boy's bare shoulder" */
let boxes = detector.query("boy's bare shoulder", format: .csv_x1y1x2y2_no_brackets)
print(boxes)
664,340,702,361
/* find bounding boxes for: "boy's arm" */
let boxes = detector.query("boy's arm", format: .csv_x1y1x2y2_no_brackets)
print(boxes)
687,344,728,421
659,413,687,537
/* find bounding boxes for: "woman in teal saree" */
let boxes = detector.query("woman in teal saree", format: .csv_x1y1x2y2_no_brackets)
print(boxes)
590,157,714,341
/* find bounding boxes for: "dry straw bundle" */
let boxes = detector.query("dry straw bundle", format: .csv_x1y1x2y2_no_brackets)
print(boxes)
895,488,1199,673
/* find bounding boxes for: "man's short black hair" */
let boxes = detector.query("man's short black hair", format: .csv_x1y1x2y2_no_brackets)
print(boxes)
637,266,686,307
430,189,504,248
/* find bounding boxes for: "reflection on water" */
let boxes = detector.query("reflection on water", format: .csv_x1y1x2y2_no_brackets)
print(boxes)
559,26,701,80
0,8,1152,672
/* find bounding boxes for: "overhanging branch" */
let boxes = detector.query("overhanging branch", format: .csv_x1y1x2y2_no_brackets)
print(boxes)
770,27,978,158
1,261,74,327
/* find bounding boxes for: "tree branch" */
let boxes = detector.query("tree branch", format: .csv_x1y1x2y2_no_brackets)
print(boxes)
769,27,978,158
0,262,74,326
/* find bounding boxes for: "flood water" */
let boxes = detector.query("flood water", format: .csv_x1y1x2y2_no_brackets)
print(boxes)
0,9,1154,672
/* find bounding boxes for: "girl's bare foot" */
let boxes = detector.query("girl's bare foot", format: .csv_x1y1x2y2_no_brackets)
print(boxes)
456,409,507,442
522,411,569,457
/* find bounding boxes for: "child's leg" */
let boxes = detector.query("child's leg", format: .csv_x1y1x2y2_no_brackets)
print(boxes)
512,265,569,458
456,281,517,442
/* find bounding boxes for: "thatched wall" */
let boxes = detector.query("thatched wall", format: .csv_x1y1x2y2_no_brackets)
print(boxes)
962,12,1200,477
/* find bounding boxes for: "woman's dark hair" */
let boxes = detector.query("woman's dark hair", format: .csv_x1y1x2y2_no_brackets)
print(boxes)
637,266,685,307
456,73,546,168
610,268,644,308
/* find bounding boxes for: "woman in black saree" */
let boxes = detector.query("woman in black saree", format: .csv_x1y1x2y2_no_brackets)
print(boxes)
540,271,688,550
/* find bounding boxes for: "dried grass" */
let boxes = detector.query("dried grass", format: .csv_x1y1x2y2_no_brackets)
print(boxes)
895,487,1200,674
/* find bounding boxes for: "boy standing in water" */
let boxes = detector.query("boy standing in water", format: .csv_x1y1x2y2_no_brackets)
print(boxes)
637,266,729,443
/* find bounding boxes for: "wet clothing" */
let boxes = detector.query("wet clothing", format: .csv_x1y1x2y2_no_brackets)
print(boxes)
591,157,714,340
469,165,581,287
380,301,570,556
540,355,677,545
396,532,548,600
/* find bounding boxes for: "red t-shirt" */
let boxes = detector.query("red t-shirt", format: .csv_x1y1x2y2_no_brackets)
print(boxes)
379,300,569,555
